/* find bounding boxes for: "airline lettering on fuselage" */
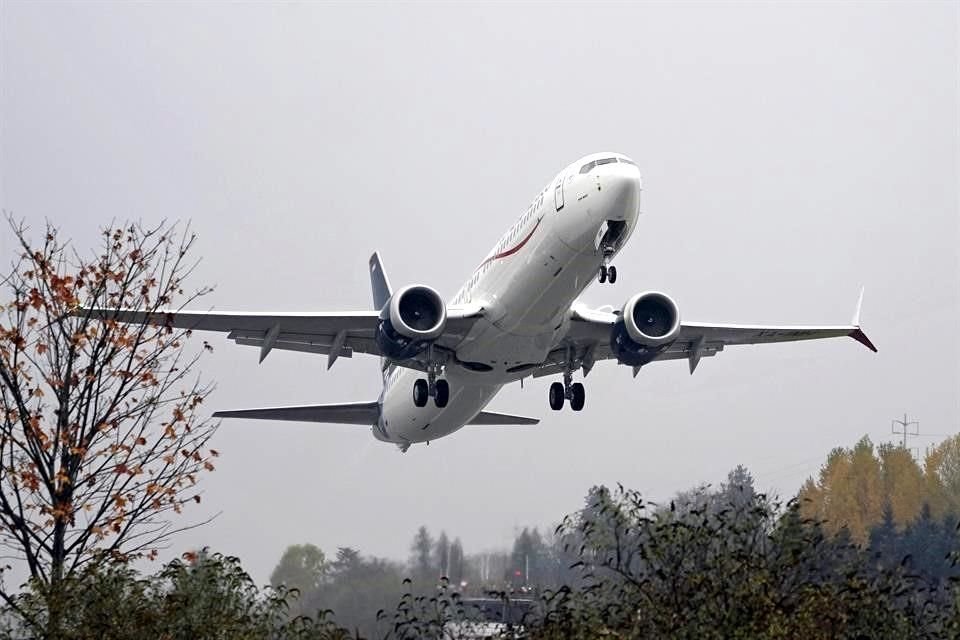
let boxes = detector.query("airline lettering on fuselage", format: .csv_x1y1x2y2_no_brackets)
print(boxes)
453,190,551,306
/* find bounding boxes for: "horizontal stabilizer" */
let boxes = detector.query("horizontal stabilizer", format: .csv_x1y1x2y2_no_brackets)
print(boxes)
213,401,379,425
468,411,539,426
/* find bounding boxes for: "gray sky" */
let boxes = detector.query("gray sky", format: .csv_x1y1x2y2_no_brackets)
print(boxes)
1,2,958,585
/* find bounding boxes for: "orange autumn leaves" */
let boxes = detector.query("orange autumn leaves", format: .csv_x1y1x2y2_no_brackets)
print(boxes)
799,434,960,544
0,220,218,577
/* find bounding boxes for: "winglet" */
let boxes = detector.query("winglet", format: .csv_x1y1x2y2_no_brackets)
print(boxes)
848,287,877,353
852,286,865,326
849,328,877,353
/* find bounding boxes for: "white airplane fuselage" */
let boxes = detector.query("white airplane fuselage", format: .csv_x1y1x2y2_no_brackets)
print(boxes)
375,153,642,446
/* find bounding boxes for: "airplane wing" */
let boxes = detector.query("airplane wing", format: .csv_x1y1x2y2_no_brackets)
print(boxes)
536,292,876,377
213,401,380,425
209,402,537,427
74,305,483,371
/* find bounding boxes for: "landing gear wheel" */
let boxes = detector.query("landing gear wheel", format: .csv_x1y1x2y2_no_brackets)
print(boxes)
549,382,565,411
570,382,585,411
607,266,617,284
413,379,429,407
434,379,450,408
599,265,608,283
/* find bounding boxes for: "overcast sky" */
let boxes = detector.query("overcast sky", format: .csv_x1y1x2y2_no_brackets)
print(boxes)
1,2,957,585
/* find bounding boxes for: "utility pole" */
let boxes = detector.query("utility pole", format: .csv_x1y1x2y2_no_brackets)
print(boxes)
891,413,919,450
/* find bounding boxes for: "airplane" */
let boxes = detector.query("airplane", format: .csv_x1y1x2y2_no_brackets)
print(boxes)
83,152,877,452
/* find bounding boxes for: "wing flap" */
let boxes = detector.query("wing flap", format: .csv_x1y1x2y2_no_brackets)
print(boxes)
213,401,379,425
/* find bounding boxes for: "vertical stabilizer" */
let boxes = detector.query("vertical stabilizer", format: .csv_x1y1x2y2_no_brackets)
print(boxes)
369,252,394,383
369,252,393,311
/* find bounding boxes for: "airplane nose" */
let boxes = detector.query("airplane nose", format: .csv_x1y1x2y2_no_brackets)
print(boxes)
597,167,642,222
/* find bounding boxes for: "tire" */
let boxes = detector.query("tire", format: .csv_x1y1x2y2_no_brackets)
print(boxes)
570,382,585,411
549,382,565,410
607,265,617,284
413,379,429,407
434,379,450,408
598,265,607,283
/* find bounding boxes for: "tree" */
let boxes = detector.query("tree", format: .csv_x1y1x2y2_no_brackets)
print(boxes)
800,435,960,547
0,220,218,631
530,483,956,639
271,544,327,595
434,531,450,578
448,538,464,586
14,550,349,640
510,527,546,587
924,434,960,520
719,464,756,511
302,547,406,638
799,437,883,543
878,443,926,527
409,526,434,584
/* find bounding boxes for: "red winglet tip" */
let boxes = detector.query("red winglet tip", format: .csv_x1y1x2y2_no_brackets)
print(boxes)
849,328,878,353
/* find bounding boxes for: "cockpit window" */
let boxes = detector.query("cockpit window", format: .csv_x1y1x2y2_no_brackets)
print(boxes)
579,157,618,174
618,158,637,167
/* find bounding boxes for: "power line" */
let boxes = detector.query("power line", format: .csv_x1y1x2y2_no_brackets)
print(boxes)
891,413,920,452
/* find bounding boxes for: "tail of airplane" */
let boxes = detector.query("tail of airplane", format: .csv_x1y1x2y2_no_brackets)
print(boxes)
369,251,392,310
369,251,393,380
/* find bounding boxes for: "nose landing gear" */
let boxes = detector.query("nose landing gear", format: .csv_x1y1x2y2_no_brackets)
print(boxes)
597,220,626,284
598,264,617,284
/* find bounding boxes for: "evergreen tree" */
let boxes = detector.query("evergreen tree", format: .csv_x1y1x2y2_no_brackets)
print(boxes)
719,464,757,511
448,538,464,585
509,528,543,586
410,526,434,584
434,531,451,578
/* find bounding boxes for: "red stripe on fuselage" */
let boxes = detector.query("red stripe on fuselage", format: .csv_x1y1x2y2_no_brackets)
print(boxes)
475,218,542,272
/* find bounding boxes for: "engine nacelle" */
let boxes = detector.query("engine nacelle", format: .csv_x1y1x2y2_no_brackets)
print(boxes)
375,284,447,360
610,291,681,367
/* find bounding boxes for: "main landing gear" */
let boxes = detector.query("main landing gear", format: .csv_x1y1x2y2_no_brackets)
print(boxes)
412,353,449,408
549,368,585,412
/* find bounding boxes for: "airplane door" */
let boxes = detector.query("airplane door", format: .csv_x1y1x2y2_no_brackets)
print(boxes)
554,175,564,211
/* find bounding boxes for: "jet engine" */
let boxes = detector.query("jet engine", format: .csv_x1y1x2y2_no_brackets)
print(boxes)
610,291,681,367
375,285,447,360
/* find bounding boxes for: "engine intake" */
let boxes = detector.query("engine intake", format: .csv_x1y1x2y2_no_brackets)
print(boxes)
611,291,681,366
375,285,447,360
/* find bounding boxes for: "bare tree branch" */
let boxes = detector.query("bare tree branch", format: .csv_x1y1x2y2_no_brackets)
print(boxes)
0,218,219,603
